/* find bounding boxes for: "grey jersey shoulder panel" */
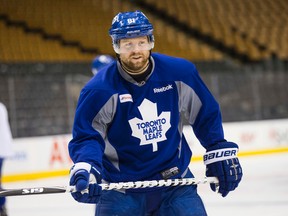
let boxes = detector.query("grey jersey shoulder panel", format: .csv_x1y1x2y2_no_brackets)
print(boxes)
92,93,120,170
175,81,202,125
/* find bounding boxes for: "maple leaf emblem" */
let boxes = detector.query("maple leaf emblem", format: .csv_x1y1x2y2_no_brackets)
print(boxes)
128,99,171,152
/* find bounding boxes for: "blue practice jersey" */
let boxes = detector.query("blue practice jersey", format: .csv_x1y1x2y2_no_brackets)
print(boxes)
68,53,225,183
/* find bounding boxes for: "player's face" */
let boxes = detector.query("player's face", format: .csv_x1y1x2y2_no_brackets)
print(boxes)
119,36,151,73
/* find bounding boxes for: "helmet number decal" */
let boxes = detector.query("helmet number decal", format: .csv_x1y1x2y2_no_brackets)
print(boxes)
127,18,136,24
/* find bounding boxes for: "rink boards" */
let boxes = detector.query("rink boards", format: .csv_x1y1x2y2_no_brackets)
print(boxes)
3,118,288,183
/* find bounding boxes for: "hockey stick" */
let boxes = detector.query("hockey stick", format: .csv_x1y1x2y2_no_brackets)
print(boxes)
0,177,218,197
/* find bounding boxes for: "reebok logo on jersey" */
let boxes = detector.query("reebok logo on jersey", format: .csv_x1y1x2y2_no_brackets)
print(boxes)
119,94,133,103
153,84,173,93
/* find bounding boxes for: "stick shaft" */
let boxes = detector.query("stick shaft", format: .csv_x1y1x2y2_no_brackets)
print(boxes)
0,177,218,197
0,187,70,197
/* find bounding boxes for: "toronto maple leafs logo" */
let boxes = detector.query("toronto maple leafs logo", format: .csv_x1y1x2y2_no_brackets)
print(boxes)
128,99,171,152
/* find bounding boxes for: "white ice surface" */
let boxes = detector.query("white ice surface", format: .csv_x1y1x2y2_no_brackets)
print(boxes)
3,153,288,216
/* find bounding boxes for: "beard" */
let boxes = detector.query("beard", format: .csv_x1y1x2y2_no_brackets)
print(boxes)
120,52,150,74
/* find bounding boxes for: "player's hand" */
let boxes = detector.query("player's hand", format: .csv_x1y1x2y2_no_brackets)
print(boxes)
69,162,102,203
204,141,243,197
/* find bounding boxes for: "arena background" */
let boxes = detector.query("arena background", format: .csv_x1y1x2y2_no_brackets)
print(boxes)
1,1,288,215
0,0,287,138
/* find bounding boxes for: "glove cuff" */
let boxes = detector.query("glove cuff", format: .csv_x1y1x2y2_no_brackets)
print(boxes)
70,162,102,185
203,148,238,165
204,141,239,165
70,162,92,178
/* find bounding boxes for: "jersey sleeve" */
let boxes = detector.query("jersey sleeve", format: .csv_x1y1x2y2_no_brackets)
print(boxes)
68,87,117,170
180,63,225,149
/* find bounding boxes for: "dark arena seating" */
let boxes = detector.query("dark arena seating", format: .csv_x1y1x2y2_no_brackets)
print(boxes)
0,0,287,137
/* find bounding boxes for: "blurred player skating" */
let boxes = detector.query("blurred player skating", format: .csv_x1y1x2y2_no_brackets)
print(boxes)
68,10,243,215
0,102,13,216
91,55,115,76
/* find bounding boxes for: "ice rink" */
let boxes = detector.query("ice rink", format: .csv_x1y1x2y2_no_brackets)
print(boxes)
3,152,288,216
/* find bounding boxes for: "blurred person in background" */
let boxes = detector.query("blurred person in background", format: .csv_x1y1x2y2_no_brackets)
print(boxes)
68,10,243,215
91,55,115,76
0,102,13,216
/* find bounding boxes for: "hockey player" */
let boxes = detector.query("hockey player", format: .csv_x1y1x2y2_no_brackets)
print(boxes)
91,55,115,76
68,10,243,215
0,102,13,216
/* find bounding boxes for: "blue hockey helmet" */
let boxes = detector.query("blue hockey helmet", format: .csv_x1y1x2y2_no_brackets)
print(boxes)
91,55,114,75
109,10,154,53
